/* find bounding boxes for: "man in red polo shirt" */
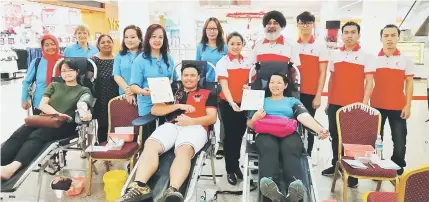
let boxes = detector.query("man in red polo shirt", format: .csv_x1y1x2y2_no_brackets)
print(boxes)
370,24,414,175
253,10,300,68
323,21,375,188
119,64,217,202
295,11,329,156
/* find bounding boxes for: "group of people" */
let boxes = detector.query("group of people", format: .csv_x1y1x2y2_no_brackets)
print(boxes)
0,8,413,202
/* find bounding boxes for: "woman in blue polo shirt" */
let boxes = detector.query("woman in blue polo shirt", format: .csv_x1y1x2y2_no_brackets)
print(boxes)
21,34,63,115
113,25,143,105
130,24,178,116
63,24,99,58
196,17,228,82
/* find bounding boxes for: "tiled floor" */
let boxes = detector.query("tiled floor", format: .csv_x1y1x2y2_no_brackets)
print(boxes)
1,78,429,202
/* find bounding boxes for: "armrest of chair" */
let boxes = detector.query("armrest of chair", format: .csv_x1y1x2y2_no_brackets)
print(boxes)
132,113,159,127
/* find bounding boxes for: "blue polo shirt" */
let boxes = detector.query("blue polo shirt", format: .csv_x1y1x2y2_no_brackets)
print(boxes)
63,42,99,58
248,97,303,120
196,43,228,82
113,52,138,95
130,53,178,116
264,97,302,119
21,58,49,109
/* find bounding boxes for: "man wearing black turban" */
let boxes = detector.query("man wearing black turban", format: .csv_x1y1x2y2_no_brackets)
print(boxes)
262,10,286,40
253,10,306,202
252,10,300,76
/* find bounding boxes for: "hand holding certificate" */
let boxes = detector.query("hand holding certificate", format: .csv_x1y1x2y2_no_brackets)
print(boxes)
240,89,265,111
147,77,174,103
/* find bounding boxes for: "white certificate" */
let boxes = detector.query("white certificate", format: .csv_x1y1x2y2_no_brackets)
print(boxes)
147,77,174,104
240,89,265,111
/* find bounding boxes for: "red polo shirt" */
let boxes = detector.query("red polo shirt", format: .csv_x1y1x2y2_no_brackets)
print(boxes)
252,35,300,66
296,36,329,95
216,53,253,103
328,44,375,106
370,49,415,110
168,87,217,131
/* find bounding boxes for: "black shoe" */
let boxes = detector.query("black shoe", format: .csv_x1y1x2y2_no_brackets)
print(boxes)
397,167,404,176
321,166,336,176
227,173,237,185
215,150,224,160
118,182,152,202
235,168,243,180
347,177,358,188
162,186,184,202
251,169,259,174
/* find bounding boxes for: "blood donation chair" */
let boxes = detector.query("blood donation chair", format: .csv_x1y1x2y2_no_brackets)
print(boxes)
121,60,219,202
0,57,98,201
241,61,321,202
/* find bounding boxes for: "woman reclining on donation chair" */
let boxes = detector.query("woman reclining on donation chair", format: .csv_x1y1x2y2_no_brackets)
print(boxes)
247,73,329,202
1,59,94,180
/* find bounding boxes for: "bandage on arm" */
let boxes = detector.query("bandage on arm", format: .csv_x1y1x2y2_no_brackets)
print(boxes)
76,93,94,119
78,93,95,108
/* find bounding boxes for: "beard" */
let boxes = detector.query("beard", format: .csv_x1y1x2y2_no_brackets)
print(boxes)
264,27,282,40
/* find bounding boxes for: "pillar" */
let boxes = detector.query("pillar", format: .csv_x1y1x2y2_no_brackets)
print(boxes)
172,1,198,60
177,1,197,47
319,0,340,104
319,0,340,41
360,1,398,55
117,0,150,39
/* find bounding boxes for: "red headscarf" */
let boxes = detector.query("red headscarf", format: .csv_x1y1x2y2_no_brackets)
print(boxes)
41,34,63,85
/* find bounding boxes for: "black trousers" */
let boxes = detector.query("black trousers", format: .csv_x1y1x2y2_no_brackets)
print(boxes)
256,133,304,201
97,125,108,143
300,93,317,156
220,100,248,173
1,122,76,167
377,108,407,168
327,104,343,166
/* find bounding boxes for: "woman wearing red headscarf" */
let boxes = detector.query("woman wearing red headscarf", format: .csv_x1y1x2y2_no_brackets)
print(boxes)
21,34,64,115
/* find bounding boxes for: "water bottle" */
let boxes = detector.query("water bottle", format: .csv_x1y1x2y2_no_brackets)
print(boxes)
375,135,383,159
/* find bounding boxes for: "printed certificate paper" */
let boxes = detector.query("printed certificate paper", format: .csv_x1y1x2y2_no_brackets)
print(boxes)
148,77,174,103
240,89,265,111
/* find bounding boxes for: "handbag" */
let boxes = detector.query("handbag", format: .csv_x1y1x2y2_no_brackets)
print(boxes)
254,115,297,138
25,114,70,128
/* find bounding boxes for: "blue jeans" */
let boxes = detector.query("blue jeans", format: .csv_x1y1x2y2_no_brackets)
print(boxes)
377,108,408,168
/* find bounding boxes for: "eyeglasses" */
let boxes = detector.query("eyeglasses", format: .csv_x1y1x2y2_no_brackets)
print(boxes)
298,22,314,27
206,28,218,32
61,69,76,73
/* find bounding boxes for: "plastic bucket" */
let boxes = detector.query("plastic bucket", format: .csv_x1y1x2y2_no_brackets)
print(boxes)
103,170,127,201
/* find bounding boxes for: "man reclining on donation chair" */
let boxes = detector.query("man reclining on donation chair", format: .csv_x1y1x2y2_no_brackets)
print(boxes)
118,63,218,202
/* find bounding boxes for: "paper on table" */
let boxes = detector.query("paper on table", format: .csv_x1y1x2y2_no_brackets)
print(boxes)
147,77,174,104
343,159,368,169
85,146,108,152
377,160,401,170
114,126,134,134
240,89,265,111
